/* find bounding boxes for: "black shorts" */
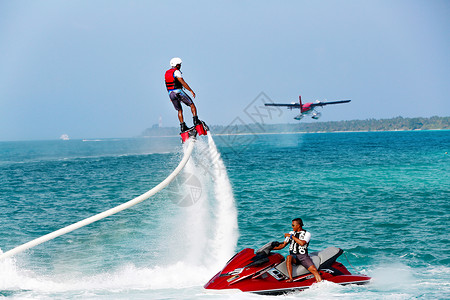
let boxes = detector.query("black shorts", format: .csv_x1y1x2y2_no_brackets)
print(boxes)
290,253,314,269
169,90,193,111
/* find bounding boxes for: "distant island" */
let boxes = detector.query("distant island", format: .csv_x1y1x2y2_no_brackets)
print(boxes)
141,116,449,137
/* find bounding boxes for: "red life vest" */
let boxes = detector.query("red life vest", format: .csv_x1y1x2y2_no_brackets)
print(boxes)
165,68,182,91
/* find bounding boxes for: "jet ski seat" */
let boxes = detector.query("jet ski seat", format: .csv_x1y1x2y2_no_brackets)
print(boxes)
275,247,343,278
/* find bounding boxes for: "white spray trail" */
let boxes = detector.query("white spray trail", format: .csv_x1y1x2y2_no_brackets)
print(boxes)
173,134,239,272
179,141,210,267
207,134,239,267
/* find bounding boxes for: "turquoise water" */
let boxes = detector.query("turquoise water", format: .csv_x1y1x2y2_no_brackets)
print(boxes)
0,131,449,299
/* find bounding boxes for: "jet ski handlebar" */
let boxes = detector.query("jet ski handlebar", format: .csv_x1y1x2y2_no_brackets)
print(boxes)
255,241,281,256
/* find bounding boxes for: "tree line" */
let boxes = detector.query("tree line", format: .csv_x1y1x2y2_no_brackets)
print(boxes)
142,116,450,137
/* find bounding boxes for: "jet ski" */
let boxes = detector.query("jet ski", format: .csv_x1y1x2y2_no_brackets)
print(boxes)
204,242,371,295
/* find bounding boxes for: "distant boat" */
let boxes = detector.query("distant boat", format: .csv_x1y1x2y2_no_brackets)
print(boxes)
59,134,69,140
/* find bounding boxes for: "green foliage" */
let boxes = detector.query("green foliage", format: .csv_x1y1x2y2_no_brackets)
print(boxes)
141,116,450,137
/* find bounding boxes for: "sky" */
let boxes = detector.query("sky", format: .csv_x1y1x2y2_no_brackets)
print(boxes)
0,0,449,141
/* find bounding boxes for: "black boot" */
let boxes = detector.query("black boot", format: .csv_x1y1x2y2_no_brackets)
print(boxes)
180,122,189,132
193,116,201,126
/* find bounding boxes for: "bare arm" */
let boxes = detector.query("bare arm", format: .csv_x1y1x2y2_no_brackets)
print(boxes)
177,77,196,98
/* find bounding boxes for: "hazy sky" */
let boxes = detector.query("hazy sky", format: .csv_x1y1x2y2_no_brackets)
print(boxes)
1,0,449,141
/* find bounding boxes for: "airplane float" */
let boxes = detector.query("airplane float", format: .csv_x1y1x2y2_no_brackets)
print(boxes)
265,96,351,120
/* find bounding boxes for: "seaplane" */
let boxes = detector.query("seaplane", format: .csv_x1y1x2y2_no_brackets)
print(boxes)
265,95,351,120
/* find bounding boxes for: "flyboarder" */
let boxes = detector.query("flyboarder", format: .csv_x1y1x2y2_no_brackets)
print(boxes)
164,57,201,132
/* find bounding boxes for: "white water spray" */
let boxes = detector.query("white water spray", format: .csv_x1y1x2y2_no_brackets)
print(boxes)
207,134,239,267
166,134,239,274
178,140,211,267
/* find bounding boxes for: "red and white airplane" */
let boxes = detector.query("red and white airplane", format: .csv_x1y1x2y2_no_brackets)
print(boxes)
265,95,351,120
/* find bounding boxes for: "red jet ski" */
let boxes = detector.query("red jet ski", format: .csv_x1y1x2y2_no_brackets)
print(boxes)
204,242,371,295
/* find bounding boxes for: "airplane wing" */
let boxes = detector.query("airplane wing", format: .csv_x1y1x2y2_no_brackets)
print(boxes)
264,103,300,108
309,100,351,107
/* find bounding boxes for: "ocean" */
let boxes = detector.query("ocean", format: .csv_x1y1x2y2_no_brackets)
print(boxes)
0,131,449,299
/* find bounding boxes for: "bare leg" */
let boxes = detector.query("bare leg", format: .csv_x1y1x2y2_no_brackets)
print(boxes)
178,109,184,123
286,255,294,282
190,103,197,117
307,265,322,282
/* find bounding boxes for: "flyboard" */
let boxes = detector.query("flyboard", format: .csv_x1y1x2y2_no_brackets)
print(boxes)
180,120,209,143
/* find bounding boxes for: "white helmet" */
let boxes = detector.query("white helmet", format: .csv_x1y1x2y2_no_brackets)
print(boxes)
170,57,182,67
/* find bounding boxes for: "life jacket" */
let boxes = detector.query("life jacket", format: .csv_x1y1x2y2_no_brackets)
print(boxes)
165,68,182,91
289,230,309,255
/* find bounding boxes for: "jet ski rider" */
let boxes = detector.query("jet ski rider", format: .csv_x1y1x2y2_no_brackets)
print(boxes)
273,218,323,283
164,57,201,132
